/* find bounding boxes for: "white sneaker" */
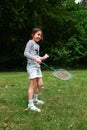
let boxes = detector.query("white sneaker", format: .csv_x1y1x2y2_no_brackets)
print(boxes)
33,99,44,105
28,104,41,112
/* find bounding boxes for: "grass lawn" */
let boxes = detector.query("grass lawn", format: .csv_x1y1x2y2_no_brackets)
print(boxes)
0,70,87,130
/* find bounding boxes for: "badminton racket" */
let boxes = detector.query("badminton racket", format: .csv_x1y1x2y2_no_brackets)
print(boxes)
42,62,72,80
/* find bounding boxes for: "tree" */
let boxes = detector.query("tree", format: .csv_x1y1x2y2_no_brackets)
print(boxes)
0,0,87,69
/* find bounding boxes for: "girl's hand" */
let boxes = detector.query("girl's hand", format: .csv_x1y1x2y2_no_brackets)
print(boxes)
42,54,49,60
34,56,42,64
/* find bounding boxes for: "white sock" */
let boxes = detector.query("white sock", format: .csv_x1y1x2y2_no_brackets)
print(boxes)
29,99,34,106
33,93,38,100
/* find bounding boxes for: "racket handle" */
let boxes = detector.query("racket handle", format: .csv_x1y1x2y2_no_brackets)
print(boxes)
42,62,48,67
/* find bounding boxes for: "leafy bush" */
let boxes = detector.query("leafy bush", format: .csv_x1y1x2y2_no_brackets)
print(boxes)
0,0,87,69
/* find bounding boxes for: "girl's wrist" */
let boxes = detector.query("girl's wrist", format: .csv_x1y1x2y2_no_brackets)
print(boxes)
34,56,37,61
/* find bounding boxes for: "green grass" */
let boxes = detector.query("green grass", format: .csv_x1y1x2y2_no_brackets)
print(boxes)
0,70,87,130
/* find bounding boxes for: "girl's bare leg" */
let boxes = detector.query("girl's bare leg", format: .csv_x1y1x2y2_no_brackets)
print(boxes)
33,78,44,104
28,78,41,112
28,78,37,100
35,78,43,94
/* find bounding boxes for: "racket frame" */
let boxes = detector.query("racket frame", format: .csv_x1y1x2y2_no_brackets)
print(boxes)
42,62,72,80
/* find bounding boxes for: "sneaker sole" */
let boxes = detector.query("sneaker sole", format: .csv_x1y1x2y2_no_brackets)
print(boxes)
30,107,41,112
34,102,44,105
28,105,41,112
33,100,44,105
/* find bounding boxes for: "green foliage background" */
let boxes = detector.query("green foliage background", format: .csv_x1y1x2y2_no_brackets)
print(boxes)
0,0,87,70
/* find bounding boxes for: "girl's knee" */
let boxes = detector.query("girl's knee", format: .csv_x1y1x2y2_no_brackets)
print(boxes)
41,83,43,87
38,82,43,88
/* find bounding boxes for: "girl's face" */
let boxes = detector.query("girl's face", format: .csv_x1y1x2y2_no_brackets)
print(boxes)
32,31,42,42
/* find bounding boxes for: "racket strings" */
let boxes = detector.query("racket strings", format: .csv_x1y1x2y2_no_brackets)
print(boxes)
56,71,69,78
53,70,72,80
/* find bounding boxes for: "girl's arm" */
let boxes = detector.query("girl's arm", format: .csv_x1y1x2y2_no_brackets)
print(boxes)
38,54,49,61
24,42,34,60
24,41,42,63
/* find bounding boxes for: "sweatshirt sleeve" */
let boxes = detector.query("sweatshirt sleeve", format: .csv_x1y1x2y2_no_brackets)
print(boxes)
24,41,34,60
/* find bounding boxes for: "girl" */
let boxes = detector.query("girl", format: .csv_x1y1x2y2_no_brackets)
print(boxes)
24,28,49,112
